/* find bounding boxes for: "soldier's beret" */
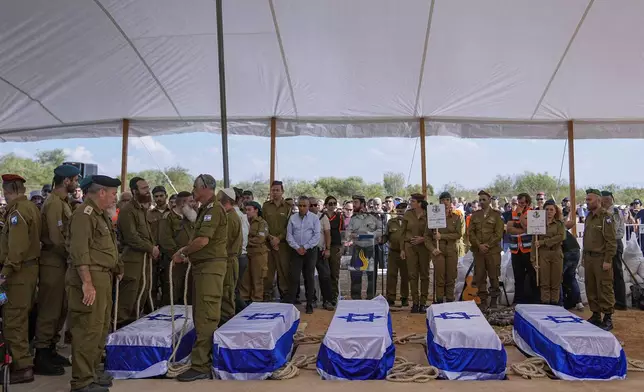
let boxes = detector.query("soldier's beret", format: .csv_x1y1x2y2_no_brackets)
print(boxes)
245,201,262,211
92,175,121,188
79,176,93,190
1,174,26,183
478,190,491,198
396,202,408,210
352,195,366,201
586,188,601,196
53,164,81,178
152,185,166,194
438,191,452,200
600,190,613,197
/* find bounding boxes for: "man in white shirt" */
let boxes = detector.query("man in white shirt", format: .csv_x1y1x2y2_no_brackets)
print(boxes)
309,197,334,310
233,188,250,312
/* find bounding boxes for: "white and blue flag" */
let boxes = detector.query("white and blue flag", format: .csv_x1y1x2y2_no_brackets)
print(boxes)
426,301,507,380
317,296,394,380
212,302,300,380
105,305,195,379
513,304,627,380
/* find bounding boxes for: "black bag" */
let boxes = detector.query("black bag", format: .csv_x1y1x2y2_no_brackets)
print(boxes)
624,261,644,310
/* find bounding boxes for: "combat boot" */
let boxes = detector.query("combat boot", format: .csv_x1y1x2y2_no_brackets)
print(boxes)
587,312,601,326
419,304,428,314
71,382,110,392
600,313,614,331
95,370,114,387
478,300,489,313
9,366,34,384
410,304,420,313
34,348,65,376
489,296,498,309
50,345,72,367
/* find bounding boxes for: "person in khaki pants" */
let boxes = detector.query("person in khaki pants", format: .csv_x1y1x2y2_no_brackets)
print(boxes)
531,199,565,305
424,192,464,303
400,194,430,314
385,203,409,307
241,201,270,303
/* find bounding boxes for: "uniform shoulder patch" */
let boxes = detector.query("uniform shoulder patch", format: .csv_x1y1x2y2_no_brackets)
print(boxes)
83,206,93,215
204,214,212,222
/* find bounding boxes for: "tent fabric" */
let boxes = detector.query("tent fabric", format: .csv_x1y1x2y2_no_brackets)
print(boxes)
2,0,644,142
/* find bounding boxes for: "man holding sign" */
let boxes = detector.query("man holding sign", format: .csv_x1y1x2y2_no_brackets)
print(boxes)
424,192,464,303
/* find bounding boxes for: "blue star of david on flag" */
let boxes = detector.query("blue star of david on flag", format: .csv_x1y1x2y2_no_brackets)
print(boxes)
241,312,285,322
542,315,583,324
433,312,480,320
337,313,383,322
146,314,185,322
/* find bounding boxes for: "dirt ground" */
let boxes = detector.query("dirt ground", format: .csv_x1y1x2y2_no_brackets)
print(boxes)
12,302,644,392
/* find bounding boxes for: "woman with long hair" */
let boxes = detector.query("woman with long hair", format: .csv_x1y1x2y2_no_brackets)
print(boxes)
532,200,565,305
400,194,430,313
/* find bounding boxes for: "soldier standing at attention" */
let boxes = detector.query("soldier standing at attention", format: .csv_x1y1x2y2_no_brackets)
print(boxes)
240,201,269,303
148,185,169,307
0,174,41,384
218,188,242,325
34,164,80,376
385,202,409,307
400,194,429,313
116,177,159,326
425,192,464,303
262,180,291,301
171,174,228,382
600,190,627,311
68,175,122,392
531,200,565,305
469,190,504,311
584,189,617,331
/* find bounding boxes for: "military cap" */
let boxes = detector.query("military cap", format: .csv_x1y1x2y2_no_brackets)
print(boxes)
196,174,216,189
245,201,262,211
91,175,121,188
218,188,236,200
585,188,601,196
491,195,499,200
242,190,253,196
396,202,408,210
634,199,642,205
53,164,81,178
600,190,613,197
79,176,93,190
152,185,167,194
562,197,570,202
438,191,452,200
1,174,26,183
352,195,366,201
478,190,491,198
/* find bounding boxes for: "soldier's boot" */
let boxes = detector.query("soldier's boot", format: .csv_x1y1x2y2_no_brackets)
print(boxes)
71,382,110,392
419,304,428,314
33,348,65,376
387,299,395,306
401,298,409,307
478,299,489,312
410,304,420,314
600,313,614,331
9,367,34,384
489,296,498,309
587,312,602,326
49,345,71,367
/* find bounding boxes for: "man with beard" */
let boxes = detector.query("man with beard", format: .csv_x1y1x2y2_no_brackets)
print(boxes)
263,181,291,302
148,186,169,306
172,174,228,382
218,188,242,324
233,187,250,312
158,191,196,306
601,190,627,311
34,164,80,376
116,177,159,327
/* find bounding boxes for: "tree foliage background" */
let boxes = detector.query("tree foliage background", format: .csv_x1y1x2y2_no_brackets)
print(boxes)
2,149,642,205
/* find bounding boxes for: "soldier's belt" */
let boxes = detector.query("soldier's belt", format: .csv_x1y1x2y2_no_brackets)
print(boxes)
584,250,605,257
88,265,111,272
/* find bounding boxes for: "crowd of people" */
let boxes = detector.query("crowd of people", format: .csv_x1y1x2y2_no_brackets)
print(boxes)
0,166,630,390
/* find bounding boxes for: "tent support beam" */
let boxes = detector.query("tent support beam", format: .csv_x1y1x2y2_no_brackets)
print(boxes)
270,117,277,185
216,0,230,187
568,120,577,236
420,117,427,197
121,119,129,192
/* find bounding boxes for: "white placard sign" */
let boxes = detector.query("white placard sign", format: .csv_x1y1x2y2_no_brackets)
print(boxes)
427,204,447,229
527,210,547,235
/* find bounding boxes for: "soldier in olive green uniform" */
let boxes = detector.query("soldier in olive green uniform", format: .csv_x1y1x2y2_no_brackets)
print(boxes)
400,194,430,313
469,190,504,311
148,185,169,307
262,180,291,301
68,175,122,392
34,164,80,375
531,200,565,305
241,202,270,302
157,191,195,306
0,174,41,384
116,177,159,326
171,174,227,381
425,192,464,303
219,188,242,324
583,189,617,331
385,203,408,306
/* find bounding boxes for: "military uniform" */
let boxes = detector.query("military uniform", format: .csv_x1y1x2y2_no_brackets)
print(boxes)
385,214,408,304
469,206,504,308
116,198,155,325
241,216,270,302
148,203,169,307
400,209,429,308
425,209,464,302
262,199,291,300
157,209,195,305
0,185,41,378
221,207,242,323
532,218,565,304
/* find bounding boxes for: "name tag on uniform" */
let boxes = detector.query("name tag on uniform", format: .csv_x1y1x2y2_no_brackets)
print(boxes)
57,220,63,227
204,215,212,222
10,216,18,225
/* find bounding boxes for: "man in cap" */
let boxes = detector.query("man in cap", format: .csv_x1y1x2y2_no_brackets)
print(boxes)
232,187,250,312
148,185,169,307
584,189,617,330
262,180,291,301
218,188,242,324
469,190,504,311
68,175,122,392
116,177,159,326
34,164,80,376
0,174,42,384
172,174,228,381
600,191,626,310
29,190,44,210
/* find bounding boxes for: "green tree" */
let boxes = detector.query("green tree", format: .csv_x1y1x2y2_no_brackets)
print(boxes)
124,167,194,194
513,171,559,198
36,149,66,166
488,175,514,199
383,172,405,196
0,153,54,192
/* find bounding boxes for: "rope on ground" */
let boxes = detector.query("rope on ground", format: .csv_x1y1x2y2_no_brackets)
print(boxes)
270,354,318,380
494,326,514,346
393,333,426,346
485,308,515,327
294,331,325,345
628,358,644,372
166,259,193,379
506,357,551,379
386,356,439,383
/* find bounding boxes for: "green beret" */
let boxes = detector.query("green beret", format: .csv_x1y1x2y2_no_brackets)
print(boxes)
152,185,167,194
438,191,452,200
79,176,93,190
246,201,262,211
600,190,613,197
586,188,601,196
53,164,81,178
91,175,121,188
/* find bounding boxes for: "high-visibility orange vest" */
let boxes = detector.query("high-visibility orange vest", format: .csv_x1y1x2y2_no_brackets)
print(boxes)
509,209,532,253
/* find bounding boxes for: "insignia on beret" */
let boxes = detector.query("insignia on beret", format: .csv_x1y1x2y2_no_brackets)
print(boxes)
84,206,94,215
204,214,212,222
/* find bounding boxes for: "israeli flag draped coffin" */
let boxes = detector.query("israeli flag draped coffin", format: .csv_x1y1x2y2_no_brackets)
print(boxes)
105,305,195,379
426,301,507,380
212,302,300,380
513,304,627,380
317,296,394,380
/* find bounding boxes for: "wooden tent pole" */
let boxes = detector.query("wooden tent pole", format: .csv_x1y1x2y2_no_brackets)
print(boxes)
420,117,427,197
568,120,577,236
270,117,277,185
121,119,129,192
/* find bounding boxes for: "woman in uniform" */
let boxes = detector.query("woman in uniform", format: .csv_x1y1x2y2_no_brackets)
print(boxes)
532,199,565,305
240,201,269,303
400,194,430,313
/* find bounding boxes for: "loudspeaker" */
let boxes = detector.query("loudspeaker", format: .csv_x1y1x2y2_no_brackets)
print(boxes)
63,162,98,179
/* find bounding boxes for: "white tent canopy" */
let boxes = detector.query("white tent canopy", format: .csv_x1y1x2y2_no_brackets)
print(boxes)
2,0,644,142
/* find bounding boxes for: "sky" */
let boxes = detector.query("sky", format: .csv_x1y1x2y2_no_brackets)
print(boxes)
1,134,642,190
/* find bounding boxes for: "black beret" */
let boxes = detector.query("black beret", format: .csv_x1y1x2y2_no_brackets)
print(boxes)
152,185,167,194
41,184,52,192
438,191,452,200
600,190,613,197
53,164,80,178
92,175,121,188
246,201,262,211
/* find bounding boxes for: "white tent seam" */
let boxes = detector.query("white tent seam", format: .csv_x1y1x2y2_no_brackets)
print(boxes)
0,75,63,124
269,0,298,118
530,0,595,120
413,0,436,117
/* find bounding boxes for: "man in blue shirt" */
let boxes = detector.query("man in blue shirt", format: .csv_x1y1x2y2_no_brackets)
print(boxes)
286,196,321,314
